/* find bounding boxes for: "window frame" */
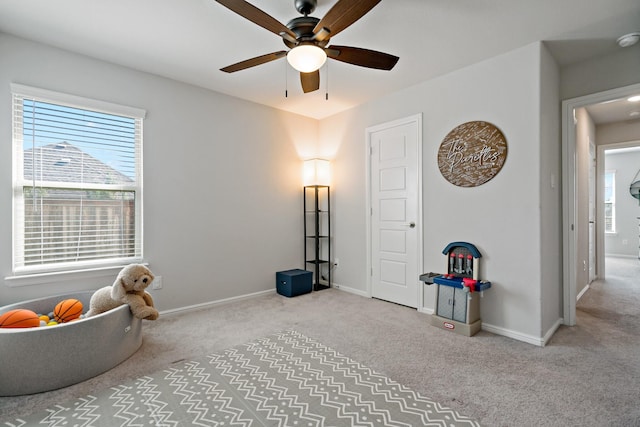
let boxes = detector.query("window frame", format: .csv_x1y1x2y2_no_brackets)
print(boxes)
11,83,146,276
604,169,616,234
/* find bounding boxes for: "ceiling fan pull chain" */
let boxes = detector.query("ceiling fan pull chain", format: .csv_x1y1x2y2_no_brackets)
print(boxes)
325,61,329,100
285,60,289,98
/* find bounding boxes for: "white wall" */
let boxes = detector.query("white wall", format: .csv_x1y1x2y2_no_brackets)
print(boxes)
320,43,555,343
0,33,318,308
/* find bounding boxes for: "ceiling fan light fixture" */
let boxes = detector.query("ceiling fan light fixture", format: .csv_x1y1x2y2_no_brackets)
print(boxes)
617,32,640,48
287,44,327,72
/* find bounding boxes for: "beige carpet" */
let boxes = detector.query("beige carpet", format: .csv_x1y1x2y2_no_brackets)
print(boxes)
2,330,480,426
1,256,639,426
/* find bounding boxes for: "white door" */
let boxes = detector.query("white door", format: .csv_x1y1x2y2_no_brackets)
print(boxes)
367,115,422,308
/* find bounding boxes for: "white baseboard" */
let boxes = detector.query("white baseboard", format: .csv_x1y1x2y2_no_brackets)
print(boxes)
418,306,434,315
159,288,276,317
541,317,563,347
577,283,590,301
332,282,434,314
159,282,367,317
160,285,559,348
331,282,369,298
481,322,547,347
158,282,363,317
331,285,550,347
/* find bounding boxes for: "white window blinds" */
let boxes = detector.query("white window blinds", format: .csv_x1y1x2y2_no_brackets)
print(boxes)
604,170,616,233
12,84,145,274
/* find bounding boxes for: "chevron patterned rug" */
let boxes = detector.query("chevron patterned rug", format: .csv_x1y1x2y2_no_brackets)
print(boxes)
3,330,480,426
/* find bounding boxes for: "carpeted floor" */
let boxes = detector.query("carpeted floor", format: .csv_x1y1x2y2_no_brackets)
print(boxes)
2,330,479,426
1,256,639,426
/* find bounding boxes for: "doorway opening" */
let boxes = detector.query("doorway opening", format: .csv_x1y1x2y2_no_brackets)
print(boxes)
602,143,640,273
562,82,640,325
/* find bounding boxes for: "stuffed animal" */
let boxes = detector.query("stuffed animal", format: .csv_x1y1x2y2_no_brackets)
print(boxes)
85,264,159,320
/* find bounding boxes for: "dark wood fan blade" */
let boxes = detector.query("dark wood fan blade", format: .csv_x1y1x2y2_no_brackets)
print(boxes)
220,51,287,73
313,0,381,40
215,0,297,39
300,70,320,93
326,45,398,70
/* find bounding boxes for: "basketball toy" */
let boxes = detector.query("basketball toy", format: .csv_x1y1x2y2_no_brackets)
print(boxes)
53,299,84,323
0,309,41,328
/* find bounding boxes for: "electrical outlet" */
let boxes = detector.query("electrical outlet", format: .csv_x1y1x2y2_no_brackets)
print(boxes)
152,275,163,290
334,258,339,268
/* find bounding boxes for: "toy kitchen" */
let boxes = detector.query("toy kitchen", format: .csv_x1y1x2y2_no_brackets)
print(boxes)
420,241,491,337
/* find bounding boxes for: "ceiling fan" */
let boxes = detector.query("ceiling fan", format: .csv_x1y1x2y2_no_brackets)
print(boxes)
215,0,399,94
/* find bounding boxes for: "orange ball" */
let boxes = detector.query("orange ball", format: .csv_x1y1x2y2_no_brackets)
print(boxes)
53,299,83,323
0,309,41,328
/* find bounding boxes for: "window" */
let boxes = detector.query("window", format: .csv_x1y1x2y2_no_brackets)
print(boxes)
12,84,145,274
604,170,616,233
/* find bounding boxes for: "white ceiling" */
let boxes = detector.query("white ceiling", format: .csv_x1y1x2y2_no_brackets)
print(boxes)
585,96,640,125
1,0,639,120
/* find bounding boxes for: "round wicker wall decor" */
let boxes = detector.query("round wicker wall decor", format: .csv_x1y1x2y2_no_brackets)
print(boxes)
437,121,508,187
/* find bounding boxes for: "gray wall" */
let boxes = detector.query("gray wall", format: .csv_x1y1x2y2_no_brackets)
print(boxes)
574,108,596,295
561,47,640,101
604,149,640,257
320,42,557,344
539,44,563,337
598,120,640,147
0,33,317,309
2,29,638,345
563,47,640,305
598,120,640,258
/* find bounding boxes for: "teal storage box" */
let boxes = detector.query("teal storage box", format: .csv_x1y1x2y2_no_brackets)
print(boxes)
276,269,312,297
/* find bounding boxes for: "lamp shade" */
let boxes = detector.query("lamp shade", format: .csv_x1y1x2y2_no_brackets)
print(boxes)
287,45,327,73
303,159,331,186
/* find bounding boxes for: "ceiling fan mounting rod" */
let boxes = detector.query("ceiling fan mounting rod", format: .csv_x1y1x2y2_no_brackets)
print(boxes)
284,16,329,49
295,0,317,16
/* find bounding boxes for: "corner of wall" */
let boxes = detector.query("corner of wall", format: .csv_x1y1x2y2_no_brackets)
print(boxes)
539,41,563,335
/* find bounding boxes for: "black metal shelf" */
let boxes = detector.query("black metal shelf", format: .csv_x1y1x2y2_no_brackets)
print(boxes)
304,185,331,291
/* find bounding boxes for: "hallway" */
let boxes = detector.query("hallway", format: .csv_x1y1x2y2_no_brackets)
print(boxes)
576,256,640,335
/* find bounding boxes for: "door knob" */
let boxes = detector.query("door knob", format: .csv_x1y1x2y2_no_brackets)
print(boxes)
404,222,416,228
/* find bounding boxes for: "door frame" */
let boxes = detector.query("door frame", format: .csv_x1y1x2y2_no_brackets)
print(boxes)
562,82,640,325
365,113,424,309
588,140,596,284
599,139,640,278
